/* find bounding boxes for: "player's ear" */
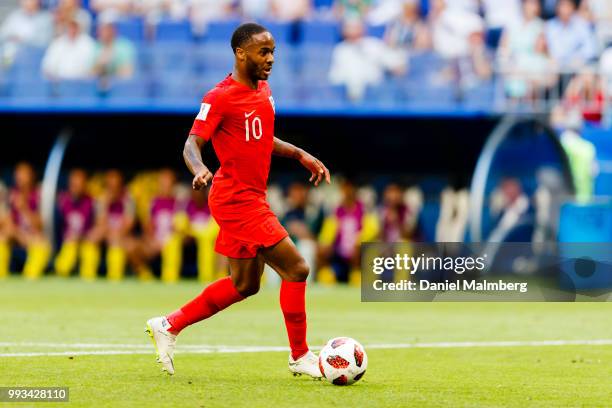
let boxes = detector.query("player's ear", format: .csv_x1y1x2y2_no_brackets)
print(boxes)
235,47,246,62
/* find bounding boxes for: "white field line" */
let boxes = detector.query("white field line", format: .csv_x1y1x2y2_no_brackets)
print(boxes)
1,339,612,358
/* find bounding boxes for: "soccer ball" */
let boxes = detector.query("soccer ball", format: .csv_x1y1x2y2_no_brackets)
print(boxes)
318,337,367,385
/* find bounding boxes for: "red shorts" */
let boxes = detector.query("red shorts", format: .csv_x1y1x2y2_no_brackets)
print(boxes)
209,197,288,259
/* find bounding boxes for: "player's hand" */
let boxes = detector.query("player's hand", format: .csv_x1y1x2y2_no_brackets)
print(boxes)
299,151,330,187
192,167,213,190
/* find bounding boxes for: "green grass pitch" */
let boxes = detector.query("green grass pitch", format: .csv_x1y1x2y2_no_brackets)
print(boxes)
1,278,611,407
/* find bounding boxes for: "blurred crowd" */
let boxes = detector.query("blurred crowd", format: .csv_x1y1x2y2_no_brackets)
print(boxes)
0,0,611,120
0,162,434,284
0,158,581,283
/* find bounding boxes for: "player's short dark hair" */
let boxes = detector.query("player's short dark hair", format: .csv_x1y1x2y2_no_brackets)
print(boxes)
231,23,268,54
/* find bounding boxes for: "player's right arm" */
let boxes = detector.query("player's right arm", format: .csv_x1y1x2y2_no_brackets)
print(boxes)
183,89,225,190
183,135,212,190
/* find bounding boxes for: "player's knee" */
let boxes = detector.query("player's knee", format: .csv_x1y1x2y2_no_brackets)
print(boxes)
234,279,260,297
289,260,309,282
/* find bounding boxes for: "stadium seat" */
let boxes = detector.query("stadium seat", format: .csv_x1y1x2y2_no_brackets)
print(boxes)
259,20,292,44
301,20,339,44
582,125,612,195
105,79,150,100
205,19,242,43
462,82,496,110
364,82,398,106
12,46,45,69
115,17,145,42
9,78,51,99
313,0,334,8
366,25,386,39
193,44,234,73
408,52,446,80
559,201,612,242
148,44,197,75
6,46,45,81
155,19,193,42
51,80,99,100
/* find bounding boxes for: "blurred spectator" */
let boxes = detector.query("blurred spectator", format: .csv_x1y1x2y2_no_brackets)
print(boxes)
132,0,188,24
127,168,182,281
282,182,323,280
480,0,521,31
545,0,597,72
551,66,606,126
183,187,224,281
483,0,522,27
384,0,430,52
0,181,8,278
6,162,51,279
9,163,43,246
379,183,415,242
91,0,133,15
93,14,136,79
580,0,612,49
436,187,469,242
188,0,234,36
487,178,529,243
54,0,92,36
270,0,311,22
42,17,95,80
445,0,477,13
54,169,95,277
599,46,612,95
429,0,491,86
498,0,557,101
318,179,379,284
58,169,95,243
0,0,53,48
329,18,406,101
82,169,141,280
335,0,373,21
238,0,270,20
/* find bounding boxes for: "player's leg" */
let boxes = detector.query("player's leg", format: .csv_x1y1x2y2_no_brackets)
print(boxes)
146,255,264,375
260,237,322,378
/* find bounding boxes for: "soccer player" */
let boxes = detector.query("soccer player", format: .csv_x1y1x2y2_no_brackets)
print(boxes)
146,23,330,378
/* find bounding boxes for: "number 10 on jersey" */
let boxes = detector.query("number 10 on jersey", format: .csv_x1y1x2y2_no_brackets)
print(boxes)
245,115,263,142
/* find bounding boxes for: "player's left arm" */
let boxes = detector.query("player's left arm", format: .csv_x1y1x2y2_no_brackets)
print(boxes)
273,137,330,186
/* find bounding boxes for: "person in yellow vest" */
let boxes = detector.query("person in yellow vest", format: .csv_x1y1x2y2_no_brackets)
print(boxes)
0,182,9,278
180,187,224,281
126,169,184,283
317,179,379,284
54,169,96,277
0,162,50,279
80,169,142,280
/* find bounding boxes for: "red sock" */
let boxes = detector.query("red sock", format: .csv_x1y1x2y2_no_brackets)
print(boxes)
167,277,244,333
280,280,309,360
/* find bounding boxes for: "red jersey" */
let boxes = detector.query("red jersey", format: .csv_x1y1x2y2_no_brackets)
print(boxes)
190,75,276,211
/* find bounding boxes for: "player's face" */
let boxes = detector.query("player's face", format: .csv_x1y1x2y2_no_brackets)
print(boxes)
288,183,308,207
383,185,402,206
69,170,87,197
158,170,176,197
105,171,123,198
14,164,35,190
241,32,275,81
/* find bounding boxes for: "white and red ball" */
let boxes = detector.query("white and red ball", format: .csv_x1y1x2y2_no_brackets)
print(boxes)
318,337,367,385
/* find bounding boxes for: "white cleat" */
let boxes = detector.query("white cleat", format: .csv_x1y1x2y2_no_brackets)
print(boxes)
145,317,176,375
288,351,323,379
